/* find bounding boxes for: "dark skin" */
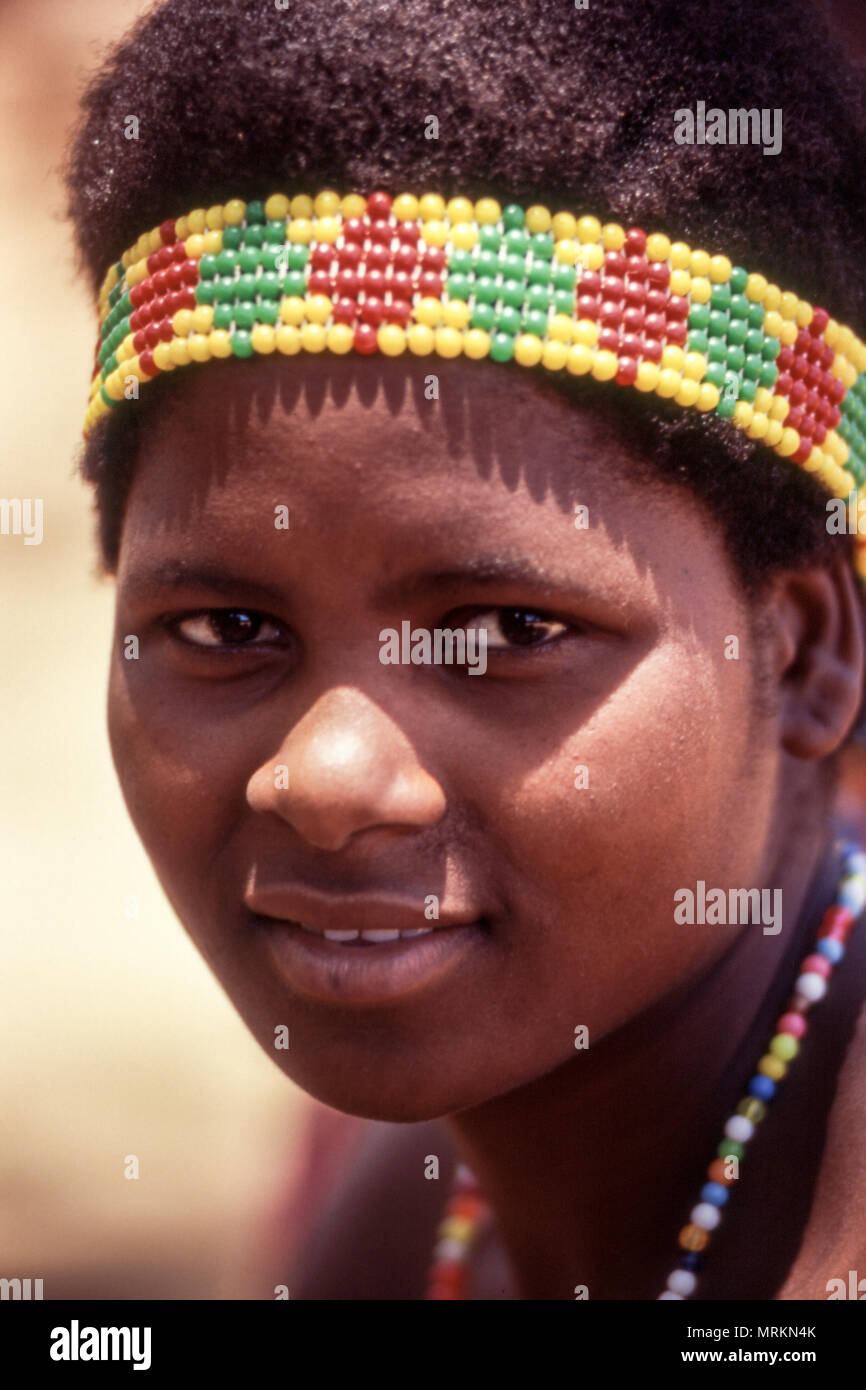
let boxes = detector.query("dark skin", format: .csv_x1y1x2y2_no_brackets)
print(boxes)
106,355,866,1299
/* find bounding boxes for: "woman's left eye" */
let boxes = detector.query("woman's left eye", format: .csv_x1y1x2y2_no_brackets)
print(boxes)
461,608,570,650
170,609,285,648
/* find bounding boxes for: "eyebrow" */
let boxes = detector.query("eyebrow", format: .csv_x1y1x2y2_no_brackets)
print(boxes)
372,554,618,607
119,561,288,607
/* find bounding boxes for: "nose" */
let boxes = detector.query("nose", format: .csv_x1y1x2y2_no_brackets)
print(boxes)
245,686,447,850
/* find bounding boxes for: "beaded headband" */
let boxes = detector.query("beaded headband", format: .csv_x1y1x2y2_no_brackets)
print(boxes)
86,190,866,578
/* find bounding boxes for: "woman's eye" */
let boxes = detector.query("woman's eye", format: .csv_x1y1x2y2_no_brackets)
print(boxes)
463,608,570,650
170,609,285,648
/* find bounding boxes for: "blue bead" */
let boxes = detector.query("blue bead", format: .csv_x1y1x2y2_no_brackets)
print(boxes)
700,1182,730,1207
816,937,844,963
678,1251,704,1272
842,848,866,876
749,1074,776,1101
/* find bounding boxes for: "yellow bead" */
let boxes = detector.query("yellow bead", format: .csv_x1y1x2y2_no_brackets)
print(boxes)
591,349,618,382
514,334,544,367
743,273,767,303
646,233,671,262
326,323,354,355
581,243,605,271
690,249,711,277
824,318,840,348
577,215,602,244
223,199,246,226
393,193,420,222
670,268,692,296
763,284,781,311
407,323,435,355
442,299,471,329
340,193,366,220
525,205,552,234
709,254,732,284
148,227,163,253
733,401,754,429
434,326,463,358
300,322,326,352
275,324,301,354
826,431,849,464
802,447,823,473
312,216,340,244
795,300,813,328
851,339,866,372
573,318,600,348
265,193,290,221
203,230,222,255
116,335,135,362
463,328,491,359
779,321,798,347
104,369,126,401
280,297,307,326
169,338,191,366
188,333,211,363
669,241,692,270
422,220,448,248
780,291,799,320
763,310,784,338
542,340,569,371
377,324,407,356
305,294,333,325
290,195,314,219
753,386,773,412
441,1215,476,1244
451,224,478,251
554,239,578,266
600,222,624,251
446,197,475,225
764,419,784,446
683,352,707,381
419,193,446,221
173,308,194,337
690,277,712,305
768,394,789,422
208,329,233,358
777,426,800,457
696,383,720,411
566,344,593,375
415,297,443,327
205,205,225,231
549,314,574,344
313,190,340,218
635,361,661,392
288,218,314,244
552,212,578,240
746,412,770,440
191,305,213,333
185,234,205,260
474,198,502,225
174,217,190,242
674,378,700,407
660,345,685,371
656,368,682,398
251,324,276,354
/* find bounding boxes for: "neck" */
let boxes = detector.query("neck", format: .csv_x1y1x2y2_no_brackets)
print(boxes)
445,815,845,1300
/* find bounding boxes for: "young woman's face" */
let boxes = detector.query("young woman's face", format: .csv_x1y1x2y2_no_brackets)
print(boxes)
108,356,782,1120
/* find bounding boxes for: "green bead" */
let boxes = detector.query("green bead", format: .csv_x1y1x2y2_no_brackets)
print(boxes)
502,204,525,230
245,200,266,226
448,248,473,275
729,294,749,320
505,228,530,255
708,310,729,338
479,226,502,252
474,276,500,304
231,330,253,357
501,254,527,282
716,394,737,419
687,329,709,354
747,301,765,328
742,354,763,380
718,1140,745,1161
522,310,549,337
710,283,732,311
232,302,256,330
256,300,279,325
762,336,781,361
195,280,217,304
100,385,114,409
704,361,727,388
528,261,552,286
239,247,261,273
758,362,779,388
283,271,307,297
527,284,552,312
233,273,256,301
242,224,265,248
104,353,118,375
446,274,472,300
495,306,522,335
738,378,757,401
744,329,764,355
213,304,233,330
707,339,727,363
688,304,710,331
530,232,555,259
730,266,748,294
258,272,282,300
264,220,287,245
470,303,496,331
553,290,576,315
726,345,746,371
222,226,243,250
213,277,237,303
552,264,577,290
501,281,528,309
198,254,218,280
490,331,516,361
473,249,500,276
288,245,309,270
216,250,238,276
260,246,283,272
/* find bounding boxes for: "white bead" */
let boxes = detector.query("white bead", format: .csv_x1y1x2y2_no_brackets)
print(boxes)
667,1268,698,1296
724,1114,754,1143
433,1238,467,1262
658,1291,683,1299
795,971,827,1001
690,1202,722,1231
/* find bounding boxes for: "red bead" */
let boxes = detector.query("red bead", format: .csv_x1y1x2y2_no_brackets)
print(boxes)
133,330,147,354
665,320,688,346
343,218,366,244
152,270,169,294
616,357,638,386
647,262,670,288
577,295,602,319
625,228,647,255
369,220,393,245
624,282,648,308
337,243,362,267
812,422,827,444
332,298,358,325
394,245,418,273
776,346,794,371
795,329,812,355
146,250,161,274
600,301,624,327
396,221,421,244
138,348,158,377
820,904,856,936
801,953,832,978
777,1012,808,1038
619,333,643,357
826,405,842,428
641,338,663,362
791,357,809,381
646,290,668,314
129,284,146,309
359,296,386,326
789,381,808,405
624,307,645,332
601,276,625,301
603,251,628,278
353,323,378,353
775,372,793,396
385,299,412,326
577,272,603,298
310,244,334,269
421,246,446,271
792,438,813,465
144,323,161,349
158,318,174,342
180,260,199,285
172,241,188,263
367,191,393,220
666,295,690,320
644,312,666,338
336,270,360,297
308,270,332,296
389,271,415,300
598,328,620,352
419,272,443,296
178,288,197,310
165,266,183,291
366,244,391,272
160,219,176,245
820,345,835,370
625,255,648,281
828,376,846,403
785,406,805,431
810,306,829,335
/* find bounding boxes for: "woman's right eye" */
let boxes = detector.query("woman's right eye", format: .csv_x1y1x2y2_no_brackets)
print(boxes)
169,609,287,648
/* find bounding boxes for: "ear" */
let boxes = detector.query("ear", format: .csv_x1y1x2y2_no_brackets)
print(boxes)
766,560,865,760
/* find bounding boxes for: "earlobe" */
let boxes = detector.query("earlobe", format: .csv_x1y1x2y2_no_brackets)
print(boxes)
772,561,866,760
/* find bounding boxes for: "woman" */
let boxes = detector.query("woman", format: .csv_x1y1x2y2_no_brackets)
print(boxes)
65,0,866,1298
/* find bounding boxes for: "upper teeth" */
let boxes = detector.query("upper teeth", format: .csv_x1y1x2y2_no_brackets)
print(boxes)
300,925,435,942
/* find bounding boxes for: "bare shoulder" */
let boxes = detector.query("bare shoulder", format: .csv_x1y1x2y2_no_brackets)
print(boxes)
288,1117,460,1300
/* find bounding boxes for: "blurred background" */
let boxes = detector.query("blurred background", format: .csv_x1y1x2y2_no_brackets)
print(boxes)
1,0,864,1301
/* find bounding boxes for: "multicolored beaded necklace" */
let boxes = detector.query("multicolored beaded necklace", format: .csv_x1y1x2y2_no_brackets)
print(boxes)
426,842,866,1300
